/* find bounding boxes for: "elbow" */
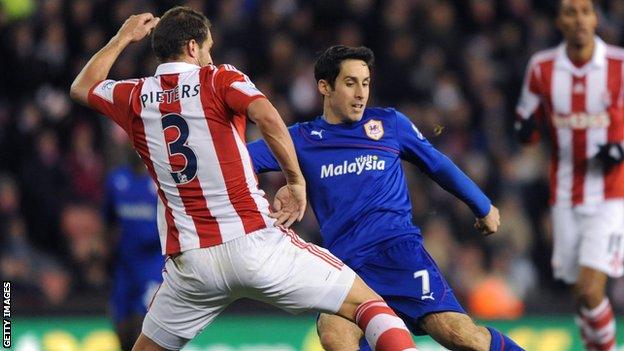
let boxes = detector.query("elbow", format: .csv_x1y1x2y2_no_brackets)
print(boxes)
249,99,281,128
69,83,79,101
69,81,88,106
256,110,281,129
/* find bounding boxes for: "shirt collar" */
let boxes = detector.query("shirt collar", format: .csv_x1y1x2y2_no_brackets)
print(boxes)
154,62,201,76
555,36,606,76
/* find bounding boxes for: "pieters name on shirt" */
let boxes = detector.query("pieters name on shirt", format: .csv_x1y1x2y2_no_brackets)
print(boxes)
141,84,200,107
320,155,386,179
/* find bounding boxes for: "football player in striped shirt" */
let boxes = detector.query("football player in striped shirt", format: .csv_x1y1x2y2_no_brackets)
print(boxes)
515,0,623,349
70,6,417,351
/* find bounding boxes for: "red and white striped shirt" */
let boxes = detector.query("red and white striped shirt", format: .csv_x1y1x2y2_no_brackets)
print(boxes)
517,37,624,207
89,62,275,254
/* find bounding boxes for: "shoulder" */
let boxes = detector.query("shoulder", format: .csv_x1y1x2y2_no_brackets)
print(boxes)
605,45,624,61
364,107,412,128
289,122,303,131
198,64,217,76
287,122,305,138
527,48,558,68
204,64,240,83
216,63,240,71
91,78,141,102
212,64,246,77
363,107,399,120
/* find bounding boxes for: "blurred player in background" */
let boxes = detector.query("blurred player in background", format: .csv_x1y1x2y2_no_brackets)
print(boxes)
248,45,523,350
70,6,417,351
105,146,163,351
515,0,624,350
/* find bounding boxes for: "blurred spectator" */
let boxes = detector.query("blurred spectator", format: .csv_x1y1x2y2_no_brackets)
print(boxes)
20,128,70,261
38,259,71,305
66,122,105,203
0,173,71,306
60,203,107,289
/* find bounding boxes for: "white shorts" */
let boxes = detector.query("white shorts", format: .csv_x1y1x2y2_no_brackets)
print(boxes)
551,200,624,283
142,226,356,350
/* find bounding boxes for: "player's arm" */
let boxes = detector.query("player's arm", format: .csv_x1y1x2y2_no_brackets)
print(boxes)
247,126,305,227
247,136,283,174
219,65,306,223
247,99,306,223
514,58,543,144
396,111,499,235
69,13,159,106
596,142,624,168
595,60,624,167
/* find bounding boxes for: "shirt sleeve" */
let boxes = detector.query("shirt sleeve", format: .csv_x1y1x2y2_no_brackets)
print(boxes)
214,64,266,115
88,79,139,132
516,57,542,120
514,57,543,144
247,138,280,173
396,110,491,217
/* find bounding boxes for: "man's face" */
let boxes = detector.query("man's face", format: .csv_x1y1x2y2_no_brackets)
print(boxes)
197,30,213,67
324,59,370,123
557,0,597,48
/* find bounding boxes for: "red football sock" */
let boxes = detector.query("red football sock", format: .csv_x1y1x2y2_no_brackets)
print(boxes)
578,298,617,351
355,300,418,351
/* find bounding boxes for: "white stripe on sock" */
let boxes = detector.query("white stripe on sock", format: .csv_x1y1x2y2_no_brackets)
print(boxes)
356,301,388,322
580,298,609,319
364,313,408,348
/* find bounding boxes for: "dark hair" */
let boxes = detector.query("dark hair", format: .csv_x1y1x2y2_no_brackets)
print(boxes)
557,0,595,15
314,45,375,88
151,6,211,62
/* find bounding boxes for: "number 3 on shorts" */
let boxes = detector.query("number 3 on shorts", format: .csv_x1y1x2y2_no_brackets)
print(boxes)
414,270,434,301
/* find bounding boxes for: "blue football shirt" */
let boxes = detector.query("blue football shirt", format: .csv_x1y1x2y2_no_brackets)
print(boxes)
105,166,164,322
248,107,490,268
104,166,162,258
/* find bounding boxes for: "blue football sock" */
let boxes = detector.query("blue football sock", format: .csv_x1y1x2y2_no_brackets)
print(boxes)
487,327,525,351
359,336,371,351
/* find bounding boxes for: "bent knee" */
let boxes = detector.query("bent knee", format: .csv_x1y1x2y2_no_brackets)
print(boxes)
574,284,605,306
317,314,362,351
319,331,360,351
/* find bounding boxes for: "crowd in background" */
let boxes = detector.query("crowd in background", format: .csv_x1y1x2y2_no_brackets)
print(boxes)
2,0,624,317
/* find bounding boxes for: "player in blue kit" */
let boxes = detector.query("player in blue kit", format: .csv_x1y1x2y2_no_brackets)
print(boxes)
104,149,164,351
248,46,523,350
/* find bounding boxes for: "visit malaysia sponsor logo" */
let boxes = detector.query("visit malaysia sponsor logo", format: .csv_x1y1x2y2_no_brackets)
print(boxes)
320,155,386,179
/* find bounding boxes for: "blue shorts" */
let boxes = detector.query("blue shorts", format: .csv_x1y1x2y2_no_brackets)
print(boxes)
354,236,465,349
110,253,164,324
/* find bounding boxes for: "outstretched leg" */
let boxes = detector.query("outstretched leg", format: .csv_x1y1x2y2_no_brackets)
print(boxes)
420,311,523,351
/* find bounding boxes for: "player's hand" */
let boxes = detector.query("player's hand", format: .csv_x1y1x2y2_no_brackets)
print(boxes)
270,184,307,228
474,205,500,236
116,13,160,44
596,142,624,169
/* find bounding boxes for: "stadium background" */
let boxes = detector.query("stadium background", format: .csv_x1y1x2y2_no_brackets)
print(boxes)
0,0,622,349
